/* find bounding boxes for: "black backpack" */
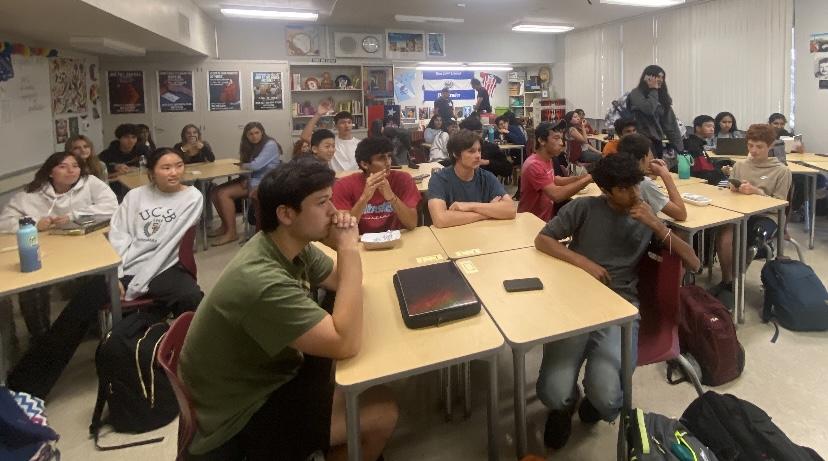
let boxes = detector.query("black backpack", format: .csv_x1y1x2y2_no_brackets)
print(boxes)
89,312,179,450
681,391,824,461
761,257,828,336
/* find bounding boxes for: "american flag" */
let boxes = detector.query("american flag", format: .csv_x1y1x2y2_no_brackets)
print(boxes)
480,72,502,96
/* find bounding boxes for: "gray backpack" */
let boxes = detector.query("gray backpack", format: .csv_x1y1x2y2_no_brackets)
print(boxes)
625,409,718,460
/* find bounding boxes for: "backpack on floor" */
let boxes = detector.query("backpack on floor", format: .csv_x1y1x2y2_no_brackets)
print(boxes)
624,408,719,461
761,257,828,335
677,285,745,386
681,391,824,461
89,312,178,450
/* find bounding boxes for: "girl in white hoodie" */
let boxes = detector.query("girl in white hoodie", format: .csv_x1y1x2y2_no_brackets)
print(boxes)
7,148,204,398
0,152,118,342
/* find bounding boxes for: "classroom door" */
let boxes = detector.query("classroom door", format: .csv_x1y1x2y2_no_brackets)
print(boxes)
200,60,291,161
147,63,204,149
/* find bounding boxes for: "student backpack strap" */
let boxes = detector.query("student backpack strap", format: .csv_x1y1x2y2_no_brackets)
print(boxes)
89,379,165,451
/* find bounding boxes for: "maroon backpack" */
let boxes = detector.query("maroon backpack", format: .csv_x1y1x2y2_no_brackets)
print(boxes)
676,285,745,386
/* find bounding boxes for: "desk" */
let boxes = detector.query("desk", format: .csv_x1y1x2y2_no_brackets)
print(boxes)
587,133,609,151
679,183,787,323
0,232,121,383
498,143,526,165
458,247,639,459
658,173,707,187
118,159,250,250
430,212,545,259
336,269,504,461
313,227,448,275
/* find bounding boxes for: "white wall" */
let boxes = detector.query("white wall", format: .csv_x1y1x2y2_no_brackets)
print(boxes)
794,0,828,154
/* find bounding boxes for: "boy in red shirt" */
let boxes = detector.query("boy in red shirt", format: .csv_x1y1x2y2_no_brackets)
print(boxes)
518,121,593,221
332,137,420,234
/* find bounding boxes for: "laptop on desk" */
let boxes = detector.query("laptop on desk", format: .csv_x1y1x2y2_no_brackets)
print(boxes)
714,138,748,156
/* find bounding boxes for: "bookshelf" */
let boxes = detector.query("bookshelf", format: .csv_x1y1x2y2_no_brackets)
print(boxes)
289,64,365,134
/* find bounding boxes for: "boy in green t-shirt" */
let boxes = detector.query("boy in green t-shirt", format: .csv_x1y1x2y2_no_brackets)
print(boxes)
180,160,397,460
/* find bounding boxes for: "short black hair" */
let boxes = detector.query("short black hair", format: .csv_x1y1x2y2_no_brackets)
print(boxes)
257,161,336,232
334,111,352,124
458,118,483,132
591,155,644,191
714,112,739,136
495,116,508,126
446,129,480,161
616,133,652,161
768,112,786,124
355,137,393,170
470,78,481,87
310,129,335,147
693,115,715,128
534,121,567,149
613,118,637,135
115,123,139,139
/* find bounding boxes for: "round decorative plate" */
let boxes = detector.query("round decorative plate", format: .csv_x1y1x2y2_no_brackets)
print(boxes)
334,74,352,89
304,77,320,90
539,66,551,82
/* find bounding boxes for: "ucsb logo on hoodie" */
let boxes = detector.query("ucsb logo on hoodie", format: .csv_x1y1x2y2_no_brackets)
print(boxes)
138,207,177,238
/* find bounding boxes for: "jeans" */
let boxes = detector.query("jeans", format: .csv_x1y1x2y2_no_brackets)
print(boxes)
536,318,639,422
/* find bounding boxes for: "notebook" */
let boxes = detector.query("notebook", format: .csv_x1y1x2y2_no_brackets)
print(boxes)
393,262,481,329
714,138,748,156
49,215,110,235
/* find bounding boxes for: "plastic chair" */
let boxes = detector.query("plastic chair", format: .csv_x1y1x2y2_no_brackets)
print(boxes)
157,311,197,461
99,226,198,336
637,249,704,397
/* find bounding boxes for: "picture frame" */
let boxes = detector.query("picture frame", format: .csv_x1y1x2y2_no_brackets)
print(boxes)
386,30,425,60
286,24,321,57
427,33,446,58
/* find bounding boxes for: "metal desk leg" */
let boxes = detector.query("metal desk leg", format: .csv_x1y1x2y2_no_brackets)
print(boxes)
736,220,746,324
810,174,817,249
108,268,122,328
345,390,361,461
618,321,634,461
513,348,527,459
200,181,209,251
486,355,500,461
777,208,786,258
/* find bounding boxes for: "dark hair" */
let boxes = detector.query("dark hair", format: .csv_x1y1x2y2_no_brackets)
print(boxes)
355,137,394,170
65,135,104,180
333,111,353,124
447,129,480,161
746,124,777,146
25,152,87,193
146,147,184,180
613,118,637,135
311,128,335,147
114,123,139,139
693,114,715,128
136,124,156,151
591,155,644,191
534,121,567,149
503,111,519,126
470,78,481,87
768,112,787,124
180,124,202,143
427,114,443,129
494,116,508,126
714,112,739,136
637,65,672,108
617,133,653,161
239,121,277,163
458,117,483,132
574,108,586,117
564,111,580,129
257,161,336,232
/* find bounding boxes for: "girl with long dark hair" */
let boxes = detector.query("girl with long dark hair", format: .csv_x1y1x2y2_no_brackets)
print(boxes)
628,65,684,156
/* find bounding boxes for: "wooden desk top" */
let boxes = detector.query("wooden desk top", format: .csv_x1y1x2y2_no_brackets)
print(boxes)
335,163,443,193
430,212,545,259
458,247,638,347
335,268,503,388
679,183,787,216
787,153,828,164
659,205,744,232
498,144,525,150
0,231,120,296
313,227,448,275
117,158,249,189
786,162,821,174
659,173,707,187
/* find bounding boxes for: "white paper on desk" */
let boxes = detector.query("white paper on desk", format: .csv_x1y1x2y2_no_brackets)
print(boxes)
360,230,401,243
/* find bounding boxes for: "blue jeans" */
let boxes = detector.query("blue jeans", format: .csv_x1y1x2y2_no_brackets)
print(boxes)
536,318,639,422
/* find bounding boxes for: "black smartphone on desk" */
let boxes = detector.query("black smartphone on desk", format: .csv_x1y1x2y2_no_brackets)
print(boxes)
503,277,544,293
728,178,742,189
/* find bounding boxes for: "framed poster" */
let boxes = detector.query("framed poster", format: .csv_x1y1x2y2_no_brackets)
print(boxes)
252,71,283,110
208,70,241,111
158,70,194,112
286,24,321,57
427,33,446,58
386,30,425,60
107,70,145,114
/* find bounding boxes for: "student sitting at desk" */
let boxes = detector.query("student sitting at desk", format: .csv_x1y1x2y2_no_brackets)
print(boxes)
458,118,513,179
332,137,420,234
180,160,397,461
602,118,638,157
711,124,792,308
428,129,516,228
424,114,444,144
7,148,203,398
209,121,281,246
301,103,361,173
714,112,745,140
98,123,150,176
308,128,336,166
518,121,593,222
534,155,700,449
66,135,108,181
429,120,458,164
0,151,118,343
175,124,215,164
617,133,687,221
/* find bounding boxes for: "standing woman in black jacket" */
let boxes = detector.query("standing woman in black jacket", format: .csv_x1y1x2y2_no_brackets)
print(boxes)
628,65,684,157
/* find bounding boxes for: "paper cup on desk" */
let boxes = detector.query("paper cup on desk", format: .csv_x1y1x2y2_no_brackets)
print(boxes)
360,230,401,250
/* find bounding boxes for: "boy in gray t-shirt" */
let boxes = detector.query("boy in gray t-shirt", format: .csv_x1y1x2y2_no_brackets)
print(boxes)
618,133,687,222
534,155,700,450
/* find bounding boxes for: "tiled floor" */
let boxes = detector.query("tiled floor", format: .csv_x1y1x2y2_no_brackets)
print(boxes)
7,216,828,460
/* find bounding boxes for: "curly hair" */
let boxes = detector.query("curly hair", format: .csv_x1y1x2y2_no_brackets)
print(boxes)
591,155,644,191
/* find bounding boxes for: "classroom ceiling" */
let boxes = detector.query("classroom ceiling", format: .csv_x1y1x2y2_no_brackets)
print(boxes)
195,0,701,32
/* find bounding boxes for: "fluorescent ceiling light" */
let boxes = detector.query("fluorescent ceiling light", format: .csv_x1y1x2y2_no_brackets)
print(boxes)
599,0,685,6
416,65,513,71
418,62,464,66
512,24,574,33
220,8,318,20
395,14,464,23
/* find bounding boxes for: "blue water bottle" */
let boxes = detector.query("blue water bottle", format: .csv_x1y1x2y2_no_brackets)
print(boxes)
17,216,42,273
487,126,495,142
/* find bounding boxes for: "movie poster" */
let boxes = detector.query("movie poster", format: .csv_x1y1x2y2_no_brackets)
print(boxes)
158,70,194,112
208,70,241,111
107,70,145,114
252,71,283,110
50,58,87,114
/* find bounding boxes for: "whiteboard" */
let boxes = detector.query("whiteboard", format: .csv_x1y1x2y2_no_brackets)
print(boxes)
0,55,54,175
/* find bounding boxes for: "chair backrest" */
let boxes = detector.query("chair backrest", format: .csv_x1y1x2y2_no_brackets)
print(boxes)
178,226,197,279
157,311,196,461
